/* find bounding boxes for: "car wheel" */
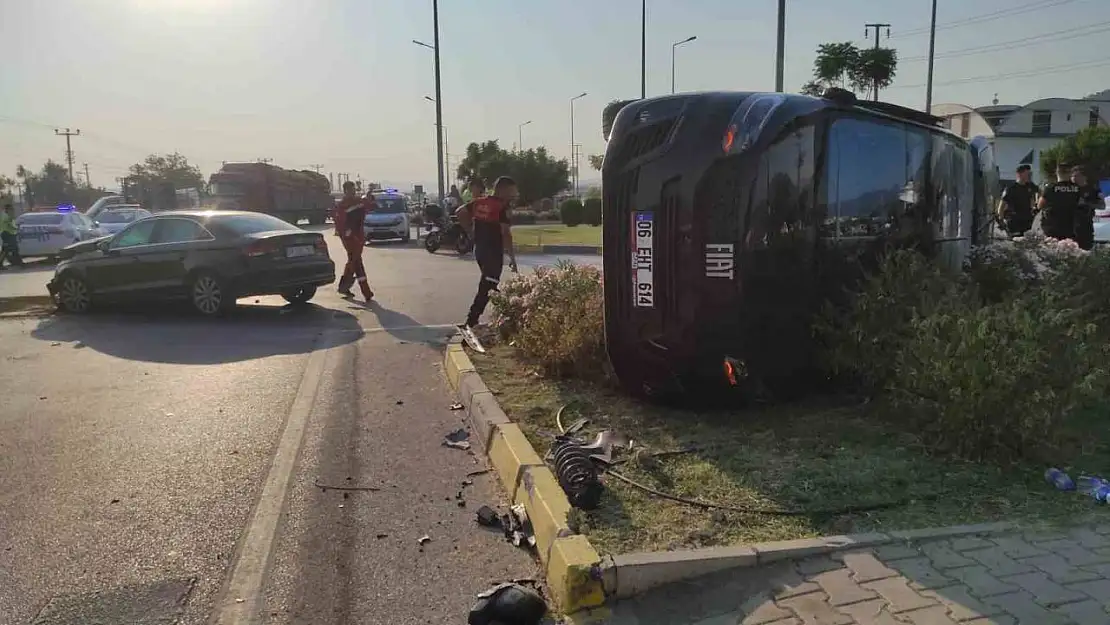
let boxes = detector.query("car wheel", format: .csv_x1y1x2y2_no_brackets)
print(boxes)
57,273,92,314
189,271,234,317
281,285,317,305
424,232,442,253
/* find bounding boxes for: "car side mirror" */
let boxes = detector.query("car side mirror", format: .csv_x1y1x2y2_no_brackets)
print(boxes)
92,221,100,228
97,239,115,254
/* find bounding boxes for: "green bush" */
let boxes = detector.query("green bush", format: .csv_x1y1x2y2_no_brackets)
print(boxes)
489,261,605,378
583,197,602,226
560,199,584,227
511,210,537,225
819,243,1110,461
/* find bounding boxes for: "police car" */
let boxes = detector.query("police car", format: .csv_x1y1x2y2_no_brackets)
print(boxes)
16,205,104,258
363,189,412,243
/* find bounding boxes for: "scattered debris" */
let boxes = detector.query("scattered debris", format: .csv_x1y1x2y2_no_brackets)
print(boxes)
564,417,589,435
50,342,60,347
396,400,404,406
39,396,46,400
342,492,350,500
443,428,472,451
476,505,501,528
450,402,464,411
461,479,474,487
455,491,464,500
338,504,344,509
110,499,120,504
313,479,380,492
165,412,175,417
457,500,466,508
550,437,604,510
418,535,432,545
466,469,490,478
467,582,547,625
376,533,388,539
506,504,537,550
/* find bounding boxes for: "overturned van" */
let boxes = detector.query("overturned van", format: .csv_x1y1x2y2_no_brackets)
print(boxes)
601,88,999,403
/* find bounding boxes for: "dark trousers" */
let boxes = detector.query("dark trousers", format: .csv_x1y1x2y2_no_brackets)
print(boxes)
466,247,503,327
1075,217,1095,251
0,232,21,267
337,235,373,298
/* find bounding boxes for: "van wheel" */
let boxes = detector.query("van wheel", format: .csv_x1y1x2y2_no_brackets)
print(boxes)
57,273,92,314
190,271,234,317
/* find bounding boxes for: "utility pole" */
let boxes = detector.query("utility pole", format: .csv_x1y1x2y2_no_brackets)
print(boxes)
864,23,891,101
924,0,938,113
432,0,446,204
774,0,786,92
570,92,587,199
309,163,324,174
640,0,647,99
83,163,91,188
54,128,81,184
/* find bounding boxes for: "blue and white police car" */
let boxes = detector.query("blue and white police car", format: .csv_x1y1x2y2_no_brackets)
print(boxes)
363,189,412,243
16,205,103,258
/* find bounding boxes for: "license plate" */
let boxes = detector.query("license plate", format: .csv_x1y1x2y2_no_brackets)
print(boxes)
632,212,654,308
286,245,314,258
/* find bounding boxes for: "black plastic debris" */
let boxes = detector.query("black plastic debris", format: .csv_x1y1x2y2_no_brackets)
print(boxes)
476,505,501,528
468,583,547,625
418,535,431,545
443,428,472,451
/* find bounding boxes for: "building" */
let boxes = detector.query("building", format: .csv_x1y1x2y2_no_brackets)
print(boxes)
931,92,1110,186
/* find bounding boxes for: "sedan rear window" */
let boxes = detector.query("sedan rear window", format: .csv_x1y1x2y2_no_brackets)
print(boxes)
17,214,65,225
212,213,301,235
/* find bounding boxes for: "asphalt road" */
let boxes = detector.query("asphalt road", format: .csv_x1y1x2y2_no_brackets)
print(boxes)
0,229,600,625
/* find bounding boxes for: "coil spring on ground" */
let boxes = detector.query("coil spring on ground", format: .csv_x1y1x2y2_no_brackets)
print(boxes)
551,437,604,510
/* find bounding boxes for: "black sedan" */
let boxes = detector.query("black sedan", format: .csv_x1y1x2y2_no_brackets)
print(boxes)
47,211,335,317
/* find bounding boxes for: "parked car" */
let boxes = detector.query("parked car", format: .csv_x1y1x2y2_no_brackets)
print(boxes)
363,190,412,243
16,208,102,258
84,195,128,221
48,211,335,317
93,206,152,235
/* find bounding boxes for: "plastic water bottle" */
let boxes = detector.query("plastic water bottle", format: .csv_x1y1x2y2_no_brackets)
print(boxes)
1046,468,1076,491
1077,475,1110,502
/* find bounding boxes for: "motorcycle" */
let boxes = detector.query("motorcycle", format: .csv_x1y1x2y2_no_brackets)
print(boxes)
423,213,473,254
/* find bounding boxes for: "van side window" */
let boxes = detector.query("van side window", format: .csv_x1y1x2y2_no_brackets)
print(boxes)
826,117,918,239
748,125,817,247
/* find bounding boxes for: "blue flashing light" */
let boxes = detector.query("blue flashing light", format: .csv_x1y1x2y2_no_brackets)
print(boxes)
57,204,76,213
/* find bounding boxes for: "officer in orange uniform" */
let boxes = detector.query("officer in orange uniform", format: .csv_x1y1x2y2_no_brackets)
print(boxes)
334,181,375,300
457,176,518,338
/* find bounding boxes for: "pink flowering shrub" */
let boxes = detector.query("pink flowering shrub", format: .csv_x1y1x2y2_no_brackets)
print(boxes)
490,260,606,378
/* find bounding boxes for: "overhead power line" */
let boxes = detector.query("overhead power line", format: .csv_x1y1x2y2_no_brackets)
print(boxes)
889,57,1110,89
891,0,1084,39
901,21,1110,62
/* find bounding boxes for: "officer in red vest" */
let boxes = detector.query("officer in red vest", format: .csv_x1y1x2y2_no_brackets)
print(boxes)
334,181,375,300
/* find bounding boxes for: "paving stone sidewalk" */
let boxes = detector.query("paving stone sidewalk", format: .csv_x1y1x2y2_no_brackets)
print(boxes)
600,524,1110,625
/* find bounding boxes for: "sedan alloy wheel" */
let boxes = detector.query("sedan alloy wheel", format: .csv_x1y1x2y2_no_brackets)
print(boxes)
58,276,91,314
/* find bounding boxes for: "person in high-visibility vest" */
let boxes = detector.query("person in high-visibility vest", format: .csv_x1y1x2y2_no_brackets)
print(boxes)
334,181,375,300
0,203,22,270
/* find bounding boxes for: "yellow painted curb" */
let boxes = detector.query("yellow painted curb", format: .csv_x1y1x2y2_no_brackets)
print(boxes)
443,338,606,614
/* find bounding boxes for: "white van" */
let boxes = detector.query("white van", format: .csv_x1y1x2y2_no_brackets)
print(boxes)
84,195,128,221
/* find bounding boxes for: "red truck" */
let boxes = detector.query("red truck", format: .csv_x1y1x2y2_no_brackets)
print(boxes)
208,162,332,225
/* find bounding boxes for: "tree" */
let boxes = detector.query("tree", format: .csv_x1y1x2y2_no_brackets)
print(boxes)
1040,126,1110,182
800,42,898,100
455,140,570,205
588,154,604,171
0,175,14,200
128,152,204,191
21,161,71,206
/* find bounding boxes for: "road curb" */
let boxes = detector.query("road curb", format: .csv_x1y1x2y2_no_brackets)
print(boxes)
0,294,56,319
443,338,606,614
443,340,1018,614
512,244,601,256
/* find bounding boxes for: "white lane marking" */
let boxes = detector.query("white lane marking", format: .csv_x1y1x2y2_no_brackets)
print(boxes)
210,334,335,625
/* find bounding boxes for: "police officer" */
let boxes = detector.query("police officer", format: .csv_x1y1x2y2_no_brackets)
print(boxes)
1073,166,1105,250
334,180,375,301
998,164,1039,237
1038,163,1082,242
0,203,21,270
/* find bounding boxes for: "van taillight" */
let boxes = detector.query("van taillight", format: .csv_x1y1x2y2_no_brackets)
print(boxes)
246,240,279,257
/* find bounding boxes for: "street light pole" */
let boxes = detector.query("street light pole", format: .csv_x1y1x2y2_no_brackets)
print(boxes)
924,0,938,113
412,7,445,203
570,92,587,199
671,36,696,94
774,0,786,92
641,0,647,99
518,120,532,152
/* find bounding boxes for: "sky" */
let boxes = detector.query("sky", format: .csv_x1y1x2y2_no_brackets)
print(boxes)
2,0,1108,195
